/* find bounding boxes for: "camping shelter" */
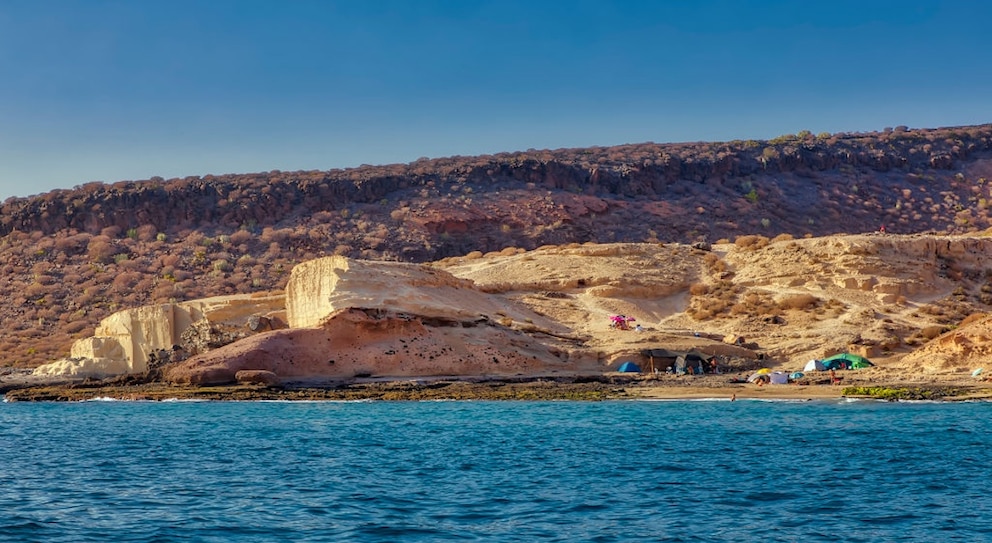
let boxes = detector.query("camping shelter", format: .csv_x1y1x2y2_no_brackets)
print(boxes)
804,359,826,372
642,349,714,373
821,353,874,370
769,372,789,385
617,361,641,373
747,372,769,384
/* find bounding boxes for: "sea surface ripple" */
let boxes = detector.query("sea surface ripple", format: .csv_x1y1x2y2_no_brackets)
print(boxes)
1,399,990,542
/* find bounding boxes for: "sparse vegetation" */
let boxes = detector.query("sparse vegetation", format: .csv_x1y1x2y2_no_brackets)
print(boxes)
734,235,770,251
1,123,992,366
778,294,819,311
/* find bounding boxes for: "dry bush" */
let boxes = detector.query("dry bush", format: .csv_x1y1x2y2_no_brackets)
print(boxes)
136,224,158,242
229,229,253,246
63,321,91,335
690,308,714,320
260,227,292,244
687,280,740,320
134,277,155,293
729,291,779,316
702,252,726,272
771,233,795,243
101,225,122,238
24,283,50,299
312,210,335,223
691,298,730,319
112,272,141,292
708,280,738,302
734,235,769,251
689,283,709,296
54,233,92,255
778,293,819,310
86,236,116,263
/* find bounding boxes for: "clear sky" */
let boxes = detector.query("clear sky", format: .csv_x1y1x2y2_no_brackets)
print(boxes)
1,0,990,199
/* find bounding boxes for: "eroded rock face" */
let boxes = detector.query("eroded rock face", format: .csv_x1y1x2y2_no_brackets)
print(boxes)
901,315,992,372
285,256,547,329
164,308,577,386
31,357,132,379
33,293,285,379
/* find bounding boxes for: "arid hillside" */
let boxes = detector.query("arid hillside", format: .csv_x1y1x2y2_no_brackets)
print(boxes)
435,234,992,378
2,123,992,367
51,235,992,391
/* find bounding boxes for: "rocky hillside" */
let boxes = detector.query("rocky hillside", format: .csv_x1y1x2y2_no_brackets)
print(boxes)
35,235,992,390
2,123,992,367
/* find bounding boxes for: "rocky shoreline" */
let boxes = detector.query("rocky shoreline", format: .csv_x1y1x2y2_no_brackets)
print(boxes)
4,372,991,402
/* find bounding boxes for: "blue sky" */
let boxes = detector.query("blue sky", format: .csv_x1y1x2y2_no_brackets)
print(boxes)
1,0,990,199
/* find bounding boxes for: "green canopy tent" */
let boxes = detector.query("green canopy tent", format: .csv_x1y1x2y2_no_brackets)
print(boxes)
821,353,874,370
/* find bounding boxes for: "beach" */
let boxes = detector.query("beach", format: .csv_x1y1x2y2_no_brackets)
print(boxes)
4,370,991,402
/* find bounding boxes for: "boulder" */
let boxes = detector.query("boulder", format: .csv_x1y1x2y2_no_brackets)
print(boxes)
164,307,579,386
235,370,280,386
32,357,132,379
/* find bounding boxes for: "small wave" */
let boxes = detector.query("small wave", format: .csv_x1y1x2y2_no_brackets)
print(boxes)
254,399,377,403
638,397,818,403
858,513,921,525
637,397,736,403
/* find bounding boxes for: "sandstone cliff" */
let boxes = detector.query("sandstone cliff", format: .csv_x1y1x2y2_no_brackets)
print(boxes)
38,234,992,386
33,293,284,379
284,256,553,329
164,257,585,385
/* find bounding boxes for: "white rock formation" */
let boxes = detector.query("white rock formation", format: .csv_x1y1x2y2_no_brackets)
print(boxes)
33,293,284,379
286,256,543,328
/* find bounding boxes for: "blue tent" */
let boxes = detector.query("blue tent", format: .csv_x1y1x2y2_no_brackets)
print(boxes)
617,361,642,373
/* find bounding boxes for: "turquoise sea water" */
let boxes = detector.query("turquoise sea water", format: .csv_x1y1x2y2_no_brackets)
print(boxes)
1,398,991,542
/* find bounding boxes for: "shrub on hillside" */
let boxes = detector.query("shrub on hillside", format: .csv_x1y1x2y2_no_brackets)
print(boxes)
689,283,709,296
778,294,819,310
734,235,769,250
229,229,253,246
86,236,116,264
54,233,92,255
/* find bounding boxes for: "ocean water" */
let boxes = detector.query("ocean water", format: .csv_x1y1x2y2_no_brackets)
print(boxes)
1,398,990,542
